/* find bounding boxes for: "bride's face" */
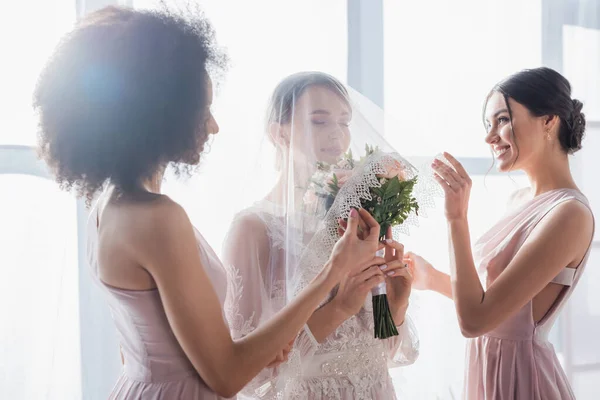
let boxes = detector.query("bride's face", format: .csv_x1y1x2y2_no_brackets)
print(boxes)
285,85,352,165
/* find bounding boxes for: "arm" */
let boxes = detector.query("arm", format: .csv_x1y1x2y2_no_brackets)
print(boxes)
380,237,419,366
433,153,593,338
406,252,453,300
138,202,382,397
306,266,384,343
306,214,394,342
447,201,592,337
430,270,452,299
220,212,296,395
305,302,352,343
384,312,420,367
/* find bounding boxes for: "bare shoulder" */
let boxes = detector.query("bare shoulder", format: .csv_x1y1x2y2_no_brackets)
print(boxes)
533,197,594,252
547,198,593,227
109,195,195,261
222,208,271,266
135,195,193,243
228,209,268,236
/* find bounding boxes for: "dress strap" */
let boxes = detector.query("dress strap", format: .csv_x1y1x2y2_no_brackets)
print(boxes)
551,267,577,286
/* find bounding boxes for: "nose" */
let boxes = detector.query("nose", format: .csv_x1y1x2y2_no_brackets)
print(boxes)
484,127,499,145
329,124,345,140
208,114,219,135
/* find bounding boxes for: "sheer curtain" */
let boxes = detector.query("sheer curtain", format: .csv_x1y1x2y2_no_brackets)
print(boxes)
0,1,81,399
0,176,80,399
384,0,600,398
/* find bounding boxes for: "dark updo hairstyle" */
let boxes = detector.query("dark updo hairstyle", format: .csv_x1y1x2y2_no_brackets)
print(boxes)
33,5,227,202
485,67,586,157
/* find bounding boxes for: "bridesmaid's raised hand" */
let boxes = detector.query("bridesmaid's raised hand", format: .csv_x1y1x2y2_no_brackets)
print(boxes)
431,152,472,222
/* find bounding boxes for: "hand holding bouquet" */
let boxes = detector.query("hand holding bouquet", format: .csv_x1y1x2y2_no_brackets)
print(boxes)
304,145,419,339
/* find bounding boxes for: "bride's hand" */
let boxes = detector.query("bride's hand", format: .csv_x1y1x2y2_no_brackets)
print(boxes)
382,230,412,321
432,152,471,221
405,252,437,291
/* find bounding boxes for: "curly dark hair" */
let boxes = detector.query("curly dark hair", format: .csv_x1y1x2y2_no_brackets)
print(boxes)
33,5,227,202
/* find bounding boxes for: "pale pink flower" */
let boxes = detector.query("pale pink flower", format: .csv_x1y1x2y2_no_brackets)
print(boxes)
303,187,319,209
379,159,407,180
326,169,353,188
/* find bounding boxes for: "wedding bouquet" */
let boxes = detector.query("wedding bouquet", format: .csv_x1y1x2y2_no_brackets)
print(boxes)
304,145,419,339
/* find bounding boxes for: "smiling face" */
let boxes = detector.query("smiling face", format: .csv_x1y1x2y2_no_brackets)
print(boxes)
484,91,550,172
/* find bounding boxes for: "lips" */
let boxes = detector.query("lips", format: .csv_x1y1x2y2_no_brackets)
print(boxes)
322,147,344,155
493,145,510,158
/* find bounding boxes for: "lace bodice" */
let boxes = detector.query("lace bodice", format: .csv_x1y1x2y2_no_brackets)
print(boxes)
222,206,419,400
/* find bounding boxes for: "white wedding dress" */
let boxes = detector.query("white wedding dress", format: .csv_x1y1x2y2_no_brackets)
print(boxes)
222,202,419,400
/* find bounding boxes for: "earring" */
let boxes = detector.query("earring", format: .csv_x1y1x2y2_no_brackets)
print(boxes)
545,128,552,141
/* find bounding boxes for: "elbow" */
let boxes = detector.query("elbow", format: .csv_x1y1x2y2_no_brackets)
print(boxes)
216,387,240,399
456,310,490,338
458,317,489,338
456,302,494,338
200,363,246,398
459,325,481,339
209,377,243,399
402,347,420,366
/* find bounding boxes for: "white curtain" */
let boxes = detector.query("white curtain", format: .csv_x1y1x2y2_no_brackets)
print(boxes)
0,1,81,399
0,175,80,399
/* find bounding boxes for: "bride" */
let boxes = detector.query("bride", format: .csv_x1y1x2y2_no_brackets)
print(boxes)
222,72,421,399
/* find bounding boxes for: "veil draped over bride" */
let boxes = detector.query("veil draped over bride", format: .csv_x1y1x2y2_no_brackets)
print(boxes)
209,72,441,399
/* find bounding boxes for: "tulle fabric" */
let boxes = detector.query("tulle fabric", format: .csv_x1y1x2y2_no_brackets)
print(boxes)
220,72,437,399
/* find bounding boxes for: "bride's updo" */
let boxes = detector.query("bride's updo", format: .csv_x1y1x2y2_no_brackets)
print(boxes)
488,67,586,154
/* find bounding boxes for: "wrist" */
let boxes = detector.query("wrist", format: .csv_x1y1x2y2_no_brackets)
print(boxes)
430,268,452,294
329,296,353,321
392,302,409,325
321,258,345,287
447,216,469,225
428,268,444,291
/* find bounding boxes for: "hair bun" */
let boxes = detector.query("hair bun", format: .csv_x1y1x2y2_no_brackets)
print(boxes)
567,99,586,153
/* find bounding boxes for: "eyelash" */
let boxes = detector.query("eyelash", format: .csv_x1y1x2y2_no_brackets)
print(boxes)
486,116,510,131
312,120,350,127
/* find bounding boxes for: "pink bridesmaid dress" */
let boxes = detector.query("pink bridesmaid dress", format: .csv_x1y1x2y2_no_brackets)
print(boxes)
464,188,594,400
87,209,234,399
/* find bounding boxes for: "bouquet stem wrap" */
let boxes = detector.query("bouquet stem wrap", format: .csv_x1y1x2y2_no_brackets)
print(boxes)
372,247,398,339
